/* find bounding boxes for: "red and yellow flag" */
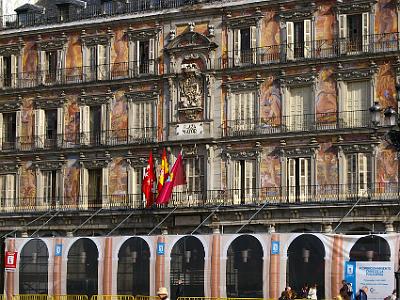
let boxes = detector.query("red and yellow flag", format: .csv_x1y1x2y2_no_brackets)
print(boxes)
157,149,169,193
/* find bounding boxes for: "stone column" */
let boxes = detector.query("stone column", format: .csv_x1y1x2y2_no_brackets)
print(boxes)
330,235,344,298
269,234,280,299
103,237,113,295
6,239,15,300
53,238,63,297
155,235,166,291
210,227,221,297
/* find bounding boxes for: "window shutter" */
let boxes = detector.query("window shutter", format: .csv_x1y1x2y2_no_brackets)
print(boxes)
250,26,257,63
233,160,241,204
16,111,22,149
127,101,134,142
36,170,44,207
362,13,370,50
245,160,255,201
34,109,45,148
127,165,135,207
79,106,90,145
286,22,295,60
304,19,312,58
339,14,347,54
102,166,109,208
56,169,63,206
132,166,139,207
100,104,108,145
39,51,46,85
233,29,241,65
57,107,64,147
11,55,17,88
0,113,3,150
358,153,368,194
80,168,89,209
0,56,4,89
5,174,15,209
148,38,155,74
299,158,309,201
97,45,107,80
135,41,140,75
288,158,296,202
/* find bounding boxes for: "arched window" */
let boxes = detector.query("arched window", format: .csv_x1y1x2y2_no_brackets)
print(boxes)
19,239,49,294
117,237,150,296
67,238,98,298
170,236,205,299
226,235,263,298
350,235,390,261
287,234,325,299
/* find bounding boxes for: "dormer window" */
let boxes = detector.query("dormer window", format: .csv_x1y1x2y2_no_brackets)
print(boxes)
58,4,70,22
101,0,113,14
14,4,44,27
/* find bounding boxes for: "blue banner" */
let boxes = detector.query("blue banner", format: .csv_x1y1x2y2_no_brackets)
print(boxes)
345,261,356,300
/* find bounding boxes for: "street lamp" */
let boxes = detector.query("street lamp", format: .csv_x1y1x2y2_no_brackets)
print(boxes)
369,101,382,127
369,103,400,150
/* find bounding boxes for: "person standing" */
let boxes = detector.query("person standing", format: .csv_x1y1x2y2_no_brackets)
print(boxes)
340,280,352,300
157,287,170,300
175,279,184,300
308,284,318,300
355,286,368,300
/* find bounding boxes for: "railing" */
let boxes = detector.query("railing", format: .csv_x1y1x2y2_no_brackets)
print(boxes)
0,61,156,90
1,128,157,152
3,182,399,214
224,110,372,137
219,32,400,68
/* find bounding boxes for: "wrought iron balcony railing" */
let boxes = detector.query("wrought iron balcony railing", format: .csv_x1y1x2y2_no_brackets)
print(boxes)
0,60,156,90
219,32,400,69
1,127,157,152
2,182,399,214
224,110,372,137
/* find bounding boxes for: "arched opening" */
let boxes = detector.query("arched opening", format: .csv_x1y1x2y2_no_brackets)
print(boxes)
67,238,98,297
350,235,390,261
19,239,49,294
287,234,325,299
226,235,263,298
117,237,150,295
170,236,205,299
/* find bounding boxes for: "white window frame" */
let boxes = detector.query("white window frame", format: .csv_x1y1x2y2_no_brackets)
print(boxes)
127,29,158,76
338,12,370,54
345,153,371,197
285,85,314,131
128,100,156,142
287,157,311,202
0,174,15,211
286,19,313,60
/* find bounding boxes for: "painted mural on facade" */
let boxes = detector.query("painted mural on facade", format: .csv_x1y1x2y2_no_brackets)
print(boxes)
261,11,280,48
376,63,397,109
64,97,80,144
109,157,128,203
260,146,280,190
20,98,34,143
316,67,337,123
19,162,36,207
315,2,335,58
110,90,128,140
375,0,397,34
22,40,37,75
111,28,129,77
260,76,281,124
317,142,338,186
66,34,83,78
64,158,80,205
376,141,398,186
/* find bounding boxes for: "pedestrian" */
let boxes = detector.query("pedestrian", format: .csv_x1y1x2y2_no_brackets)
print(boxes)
307,283,317,300
355,286,368,300
388,289,396,300
339,280,352,300
157,287,170,300
175,279,184,300
301,284,309,298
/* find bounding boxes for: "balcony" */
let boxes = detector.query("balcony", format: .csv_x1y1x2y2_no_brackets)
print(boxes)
219,32,400,69
0,0,211,31
2,127,157,152
0,60,156,91
2,182,399,214
224,110,372,137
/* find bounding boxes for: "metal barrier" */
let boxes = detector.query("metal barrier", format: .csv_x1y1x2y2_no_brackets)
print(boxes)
54,296,88,300
135,296,159,300
177,298,272,300
91,296,135,300
13,296,53,300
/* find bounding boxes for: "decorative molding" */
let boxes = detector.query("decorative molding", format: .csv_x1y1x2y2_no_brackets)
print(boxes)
222,145,262,160
280,72,316,86
36,33,68,50
125,87,158,102
81,28,114,46
225,11,263,28
279,139,320,157
0,95,23,112
336,0,376,14
33,159,65,170
126,26,161,41
78,89,113,106
34,92,67,109
224,77,264,93
165,31,218,54
125,151,148,166
79,152,111,169
0,163,19,174
334,140,380,154
279,2,316,21
337,66,375,81
0,39,25,56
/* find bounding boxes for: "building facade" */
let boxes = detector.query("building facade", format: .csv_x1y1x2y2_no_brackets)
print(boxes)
0,0,399,296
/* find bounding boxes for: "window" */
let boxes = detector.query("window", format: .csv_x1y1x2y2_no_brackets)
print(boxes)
87,45,108,81
80,104,107,145
133,167,144,207
58,4,70,22
102,0,113,14
0,53,18,88
3,56,12,87
18,13,28,26
45,110,57,146
346,153,371,196
2,112,16,150
344,80,369,127
88,169,102,207
287,157,311,202
232,160,256,204
339,13,369,53
130,101,155,141
0,174,15,209
45,51,58,83
286,19,312,59
232,27,257,65
139,41,150,74
43,170,57,206
90,106,102,145
230,92,255,133
287,86,312,131
185,157,204,192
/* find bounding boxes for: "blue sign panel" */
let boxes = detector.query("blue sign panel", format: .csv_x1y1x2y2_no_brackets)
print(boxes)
55,244,63,257
157,242,165,255
345,261,356,300
271,241,280,254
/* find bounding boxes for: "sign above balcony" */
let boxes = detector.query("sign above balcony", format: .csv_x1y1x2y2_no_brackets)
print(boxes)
176,122,204,136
